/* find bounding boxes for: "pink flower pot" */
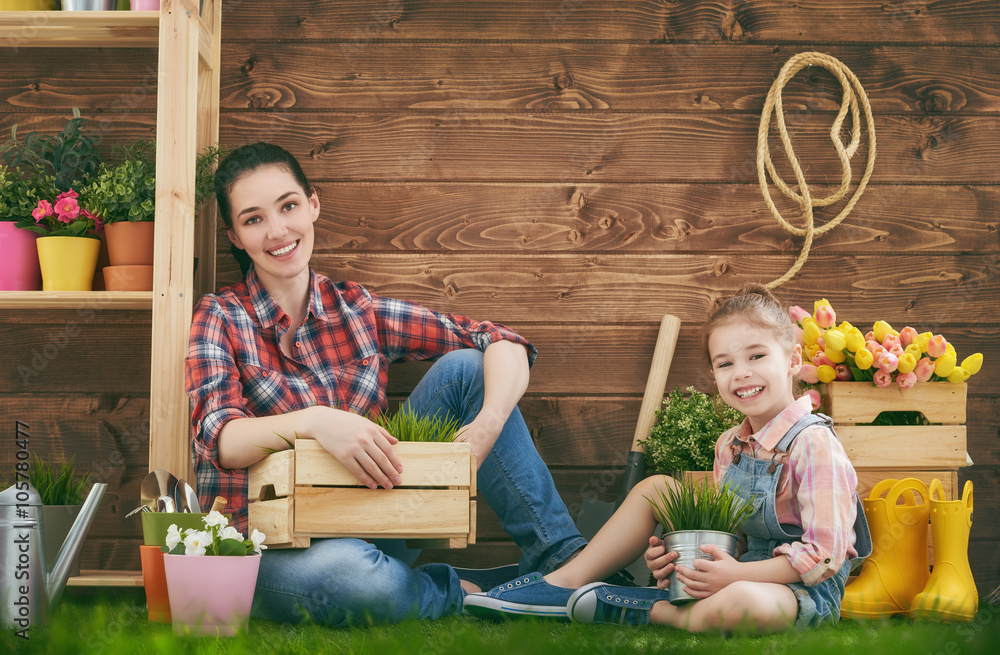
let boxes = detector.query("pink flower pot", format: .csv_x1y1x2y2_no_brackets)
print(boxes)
0,222,41,291
162,553,261,637
129,0,159,9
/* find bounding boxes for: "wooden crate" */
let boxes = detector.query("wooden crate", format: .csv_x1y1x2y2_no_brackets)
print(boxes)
247,440,477,550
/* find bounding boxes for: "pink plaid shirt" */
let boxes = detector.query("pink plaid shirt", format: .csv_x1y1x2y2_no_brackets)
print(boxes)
713,395,860,586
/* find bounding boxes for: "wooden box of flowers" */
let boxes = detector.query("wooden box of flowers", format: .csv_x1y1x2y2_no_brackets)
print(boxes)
247,409,477,550
791,299,981,500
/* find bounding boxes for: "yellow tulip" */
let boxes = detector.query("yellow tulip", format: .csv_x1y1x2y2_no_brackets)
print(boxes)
904,343,922,360
802,319,822,346
873,320,898,345
915,332,933,353
961,353,983,375
947,366,970,384
896,352,917,375
854,347,874,370
839,320,855,333
817,365,837,384
946,342,956,357
824,328,847,353
845,328,866,353
804,344,821,361
825,346,846,364
934,352,956,378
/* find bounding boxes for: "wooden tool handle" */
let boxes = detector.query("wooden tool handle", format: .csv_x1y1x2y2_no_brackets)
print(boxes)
209,496,227,513
630,315,682,453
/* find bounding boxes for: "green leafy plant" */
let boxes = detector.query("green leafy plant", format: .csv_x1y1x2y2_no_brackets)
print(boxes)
195,144,230,219
0,107,103,192
645,476,757,535
640,386,744,473
0,456,93,505
86,156,156,224
373,405,465,443
0,165,57,223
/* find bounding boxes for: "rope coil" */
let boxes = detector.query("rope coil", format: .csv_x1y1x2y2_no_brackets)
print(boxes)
758,51,877,288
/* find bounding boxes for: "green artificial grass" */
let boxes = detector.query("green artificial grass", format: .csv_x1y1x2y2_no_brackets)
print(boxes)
4,589,1000,655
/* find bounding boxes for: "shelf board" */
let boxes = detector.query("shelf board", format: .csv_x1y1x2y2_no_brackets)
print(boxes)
0,290,152,309
0,11,160,48
66,570,143,588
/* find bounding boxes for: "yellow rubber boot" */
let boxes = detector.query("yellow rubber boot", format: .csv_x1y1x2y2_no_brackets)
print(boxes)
841,478,930,619
910,480,978,622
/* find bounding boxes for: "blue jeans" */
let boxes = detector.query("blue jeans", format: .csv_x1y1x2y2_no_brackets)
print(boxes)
252,349,586,626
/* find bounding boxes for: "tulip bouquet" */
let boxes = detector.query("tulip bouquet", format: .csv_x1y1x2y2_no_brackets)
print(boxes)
790,299,984,390
161,511,266,557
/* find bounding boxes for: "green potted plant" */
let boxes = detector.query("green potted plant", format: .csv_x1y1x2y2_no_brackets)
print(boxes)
85,141,156,290
0,107,103,194
645,476,757,605
0,165,45,290
2,456,94,578
640,386,744,480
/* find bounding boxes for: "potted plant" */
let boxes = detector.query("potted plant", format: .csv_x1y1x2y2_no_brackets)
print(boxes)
0,165,45,290
640,386,744,483
62,0,116,9
2,456,94,578
0,108,103,194
645,476,757,605
85,141,156,290
160,511,266,636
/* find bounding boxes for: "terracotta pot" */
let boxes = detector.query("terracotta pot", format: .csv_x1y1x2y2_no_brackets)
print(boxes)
103,220,154,266
103,264,153,291
0,0,57,9
36,236,101,291
139,545,171,623
163,553,261,636
0,222,41,291
129,0,159,9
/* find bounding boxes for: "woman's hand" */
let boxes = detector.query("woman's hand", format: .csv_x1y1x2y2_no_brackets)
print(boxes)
453,410,504,470
672,544,743,599
305,407,404,490
645,535,680,590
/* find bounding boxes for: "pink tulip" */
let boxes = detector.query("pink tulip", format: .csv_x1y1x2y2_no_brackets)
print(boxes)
812,351,834,368
882,334,901,351
802,388,822,410
817,335,826,351
864,330,875,342
897,371,917,390
835,364,853,381
878,352,899,373
873,368,893,388
799,364,820,384
793,325,803,347
789,306,810,324
889,343,905,358
914,357,935,382
926,335,948,358
899,327,919,349
867,341,884,360
815,305,836,329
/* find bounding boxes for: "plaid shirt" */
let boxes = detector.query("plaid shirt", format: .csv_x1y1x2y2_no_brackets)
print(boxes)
713,396,860,586
185,266,536,533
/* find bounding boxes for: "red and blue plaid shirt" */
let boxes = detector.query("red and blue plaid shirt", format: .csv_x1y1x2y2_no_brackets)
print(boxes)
185,266,536,533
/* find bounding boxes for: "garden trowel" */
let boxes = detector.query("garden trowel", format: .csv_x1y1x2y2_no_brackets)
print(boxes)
575,314,681,582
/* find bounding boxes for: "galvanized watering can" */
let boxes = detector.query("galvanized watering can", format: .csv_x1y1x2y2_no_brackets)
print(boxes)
0,482,107,630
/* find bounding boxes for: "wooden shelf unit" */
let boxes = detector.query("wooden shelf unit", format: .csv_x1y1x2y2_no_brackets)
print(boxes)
1,0,221,585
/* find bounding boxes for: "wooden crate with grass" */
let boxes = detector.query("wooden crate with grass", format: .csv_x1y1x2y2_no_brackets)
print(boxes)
247,440,476,550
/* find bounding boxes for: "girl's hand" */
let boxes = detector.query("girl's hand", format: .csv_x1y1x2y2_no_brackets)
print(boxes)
644,535,680,590
673,544,742,599
308,407,404,490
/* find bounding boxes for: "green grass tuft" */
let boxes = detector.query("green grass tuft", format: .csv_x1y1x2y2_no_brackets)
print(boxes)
645,476,757,534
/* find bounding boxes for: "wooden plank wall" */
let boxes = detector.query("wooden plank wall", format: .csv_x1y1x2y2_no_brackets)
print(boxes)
1,1,998,594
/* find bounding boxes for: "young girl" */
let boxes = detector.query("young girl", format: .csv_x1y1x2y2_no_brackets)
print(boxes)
186,142,586,626
465,284,872,632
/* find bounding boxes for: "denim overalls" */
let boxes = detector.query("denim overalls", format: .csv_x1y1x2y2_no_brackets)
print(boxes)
720,412,873,627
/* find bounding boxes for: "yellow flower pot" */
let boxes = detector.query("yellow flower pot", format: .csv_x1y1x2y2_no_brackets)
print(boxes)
0,0,58,9
36,236,101,291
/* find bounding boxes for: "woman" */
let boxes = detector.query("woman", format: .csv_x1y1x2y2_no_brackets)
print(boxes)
185,142,586,625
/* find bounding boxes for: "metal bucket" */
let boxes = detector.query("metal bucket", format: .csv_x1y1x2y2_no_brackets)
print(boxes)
63,0,116,9
662,530,739,605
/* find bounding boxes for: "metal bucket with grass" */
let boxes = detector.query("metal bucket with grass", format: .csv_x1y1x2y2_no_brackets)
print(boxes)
662,529,739,604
